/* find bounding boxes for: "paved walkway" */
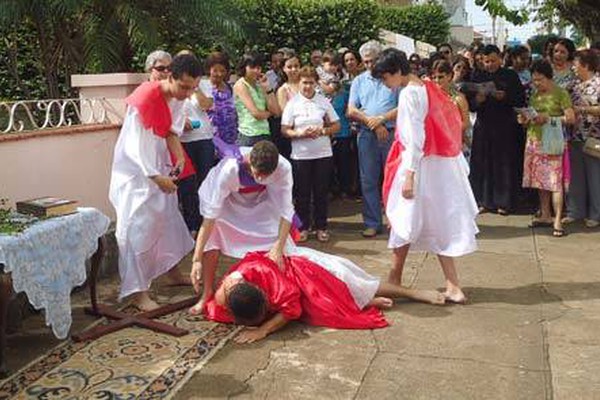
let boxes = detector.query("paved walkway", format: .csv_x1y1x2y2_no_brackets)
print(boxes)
5,200,600,399
174,201,600,399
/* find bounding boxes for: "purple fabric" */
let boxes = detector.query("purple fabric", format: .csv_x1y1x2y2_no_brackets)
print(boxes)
207,83,238,144
213,136,303,232
213,136,258,187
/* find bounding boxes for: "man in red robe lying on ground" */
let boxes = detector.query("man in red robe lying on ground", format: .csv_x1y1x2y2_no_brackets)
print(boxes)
200,247,445,343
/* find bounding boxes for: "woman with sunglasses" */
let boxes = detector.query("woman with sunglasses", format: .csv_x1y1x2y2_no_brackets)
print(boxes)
145,50,172,82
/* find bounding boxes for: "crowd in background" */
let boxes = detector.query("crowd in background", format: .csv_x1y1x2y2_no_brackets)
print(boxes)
144,36,600,242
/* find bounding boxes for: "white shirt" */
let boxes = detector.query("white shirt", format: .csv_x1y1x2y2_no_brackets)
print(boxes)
281,92,339,160
180,94,215,143
169,99,186,136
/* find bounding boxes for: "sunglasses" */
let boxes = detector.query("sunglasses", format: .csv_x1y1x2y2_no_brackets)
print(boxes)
153,65,171,72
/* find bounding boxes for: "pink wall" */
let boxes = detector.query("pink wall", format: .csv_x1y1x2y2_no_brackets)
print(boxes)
0,126,119,219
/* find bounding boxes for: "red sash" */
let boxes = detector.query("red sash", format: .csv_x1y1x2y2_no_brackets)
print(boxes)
382,81,463,205
125,81,196,179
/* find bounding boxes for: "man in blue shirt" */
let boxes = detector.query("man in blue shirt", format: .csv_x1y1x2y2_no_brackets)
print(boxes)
348,40,398,237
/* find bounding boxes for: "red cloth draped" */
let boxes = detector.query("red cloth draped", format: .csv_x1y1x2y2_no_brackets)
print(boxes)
125,81,196,179
126,81,172,138
382,81,463,206
204,252,388,330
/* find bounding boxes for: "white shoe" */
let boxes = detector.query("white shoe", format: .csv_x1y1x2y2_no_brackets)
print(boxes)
585,219,600,228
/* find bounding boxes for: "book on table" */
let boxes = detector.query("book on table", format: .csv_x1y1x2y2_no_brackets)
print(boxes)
16,197,78,217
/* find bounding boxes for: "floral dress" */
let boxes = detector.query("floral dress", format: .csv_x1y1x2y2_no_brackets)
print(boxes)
522,86,572,192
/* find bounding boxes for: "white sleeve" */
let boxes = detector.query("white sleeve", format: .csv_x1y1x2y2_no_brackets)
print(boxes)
401,88,427,172
169,99,186,136
281,100,295,126
121,107,163,177
198,159,238,219
266,157,295,222
199,79,214,98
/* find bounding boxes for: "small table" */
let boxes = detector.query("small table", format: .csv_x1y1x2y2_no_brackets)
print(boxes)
0,207,110,377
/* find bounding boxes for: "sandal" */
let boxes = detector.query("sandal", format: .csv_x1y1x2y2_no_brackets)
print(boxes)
316,230,330,242
552,228,566,237
298,230,309,243
528,220,553,228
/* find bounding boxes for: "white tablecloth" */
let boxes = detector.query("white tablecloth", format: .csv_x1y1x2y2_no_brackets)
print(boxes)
0,208,110,339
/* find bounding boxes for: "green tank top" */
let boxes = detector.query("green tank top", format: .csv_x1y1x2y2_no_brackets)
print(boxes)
235,78,270,137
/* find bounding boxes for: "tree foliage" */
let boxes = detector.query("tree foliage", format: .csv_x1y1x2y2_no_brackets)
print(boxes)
235,0,381,61
378,2,450,46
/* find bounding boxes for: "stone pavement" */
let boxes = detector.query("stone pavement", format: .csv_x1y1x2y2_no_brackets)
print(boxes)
4,200,600,399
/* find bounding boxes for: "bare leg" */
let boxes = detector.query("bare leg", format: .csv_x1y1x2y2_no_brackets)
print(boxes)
376,281,445,305
189,250,220,314
438,255,466,303
163,266,192,286
552,190,564,232
538,190,553,221
131,291,160,311
389,245,410,285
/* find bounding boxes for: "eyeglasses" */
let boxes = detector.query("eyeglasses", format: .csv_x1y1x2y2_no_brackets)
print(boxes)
153,65,171,72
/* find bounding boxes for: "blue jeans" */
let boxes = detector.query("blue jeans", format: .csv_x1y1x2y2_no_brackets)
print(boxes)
357,127,393,230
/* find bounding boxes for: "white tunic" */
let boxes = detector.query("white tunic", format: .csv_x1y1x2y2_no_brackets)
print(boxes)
199,148,296,258
387,85,478,256
288,247,380,309
109,106,195,299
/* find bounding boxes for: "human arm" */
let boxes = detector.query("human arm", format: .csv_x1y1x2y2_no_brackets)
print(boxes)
575,105,600,116
400,88,427,199
190,218,216,294
194,88,214,111
165,133,185,175
234,312,290,343
258,74,282,116
456,93,471,134
233,79,271,120
276,86,289,113
268,217,292,270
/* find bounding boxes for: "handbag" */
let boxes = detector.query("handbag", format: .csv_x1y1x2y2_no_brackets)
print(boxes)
583,136,600,159
541,117,564,156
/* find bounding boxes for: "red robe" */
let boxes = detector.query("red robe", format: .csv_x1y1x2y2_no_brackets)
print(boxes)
204,252,388,330
382,80,463,205
125,81,196,179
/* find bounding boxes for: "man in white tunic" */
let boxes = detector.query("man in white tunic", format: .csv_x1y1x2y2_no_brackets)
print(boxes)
189,140,296,314
372,49,479,304
109,54,202,311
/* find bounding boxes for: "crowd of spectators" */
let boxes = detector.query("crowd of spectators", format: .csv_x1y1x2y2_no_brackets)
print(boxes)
144,36,600,242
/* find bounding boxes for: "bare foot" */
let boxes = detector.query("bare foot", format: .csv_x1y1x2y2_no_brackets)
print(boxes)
412,290,446,305
369,297,394,309
188,299,206,315
164,268,193,286
132,292,160,312
443,290,467,304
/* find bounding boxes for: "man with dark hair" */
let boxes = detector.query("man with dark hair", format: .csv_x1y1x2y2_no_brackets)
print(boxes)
205,247,445,344
468,44,527,215
437,43,453,62
189,139,296,315
109,53,202,311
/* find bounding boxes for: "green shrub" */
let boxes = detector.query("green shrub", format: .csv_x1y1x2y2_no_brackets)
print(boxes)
235,0,381,61
379,3,450,47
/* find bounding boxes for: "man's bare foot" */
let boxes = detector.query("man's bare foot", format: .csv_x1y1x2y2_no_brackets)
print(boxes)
189,299,206,315
369,297,394,309
164,268,193,286
132,292,160,312
443,289,467,304
411,290,446,305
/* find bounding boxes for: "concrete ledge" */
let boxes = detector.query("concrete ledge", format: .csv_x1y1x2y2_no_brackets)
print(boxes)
71,73,148,87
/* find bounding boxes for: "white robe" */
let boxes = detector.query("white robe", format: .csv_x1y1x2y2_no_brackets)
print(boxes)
109,106,194,299
387,85,479,256
199,148,296,258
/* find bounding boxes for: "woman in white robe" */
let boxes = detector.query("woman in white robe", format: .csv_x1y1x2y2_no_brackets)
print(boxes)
372,48,479,304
